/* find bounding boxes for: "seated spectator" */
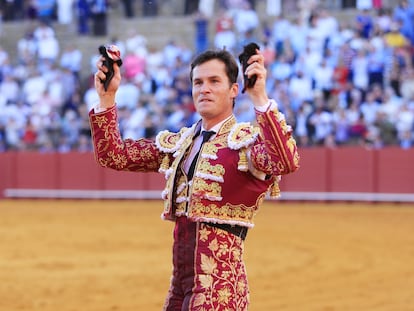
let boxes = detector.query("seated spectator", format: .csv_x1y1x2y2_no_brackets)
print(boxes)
293,103,312,147
17,31,38,65
115,78,141,110
350,48,369,94
332,56,350,95
374,7,392,34
348,113,368,145
270,54,293,82
35,0,56,24
360,91,381,125
373,111,398,146
332,107,351,145
400,68,414,101
399,130,413,149
232,1,259,38
22,69,47,106
0,74,20,104
60,44,83,82
288,70,313,112
395,102,414,141
213,11,237,52
21,119,38,150
123,51,147,81
308,105,334,145
393,0,414,45
384,22,411,48
313,59,334,102
379,87,403,122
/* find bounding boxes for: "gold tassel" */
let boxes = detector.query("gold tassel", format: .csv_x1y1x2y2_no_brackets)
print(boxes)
238,148,248,171
270,180,281,198
160,154,170,171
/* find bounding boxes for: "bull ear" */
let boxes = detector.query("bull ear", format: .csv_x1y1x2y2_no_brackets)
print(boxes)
238,42,260,93
98,45,123,91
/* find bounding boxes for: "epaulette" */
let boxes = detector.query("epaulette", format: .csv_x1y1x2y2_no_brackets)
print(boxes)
155,127,192,153
228,122,260,172
228,122,259,150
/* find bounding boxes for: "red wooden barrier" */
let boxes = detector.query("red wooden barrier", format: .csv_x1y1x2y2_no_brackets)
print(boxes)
376,147,414,193
59,152,102,189
329,147,376,192
279,147,329,192
15,152,58,189
0,152,15,190
1,148,414,201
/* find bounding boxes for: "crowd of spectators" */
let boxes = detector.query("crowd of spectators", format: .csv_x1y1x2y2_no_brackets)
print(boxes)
0,0,413,153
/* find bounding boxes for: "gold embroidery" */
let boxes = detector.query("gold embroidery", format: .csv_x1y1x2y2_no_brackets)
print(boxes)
199,227,211,241
160,154,170,171
217,287,232,304
192,179,222,198
190,223,249,310
107,151,128,169
94,115,108,128
238,148,248,172
257,193,266,206
208,238,219,252
191,202,255,224
174,201,186,215
199,274,213,290
217,116,236,135
202,143,219,158
198,161,225,180
157,131,181,151
270,181,281,198
228,123,259,150
192,292,207,307
200,253,217,274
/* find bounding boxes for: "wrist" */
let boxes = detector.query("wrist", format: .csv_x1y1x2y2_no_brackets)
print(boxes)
253,95,270,109
252,94,269,107
254,99,277,113
99,93,116,109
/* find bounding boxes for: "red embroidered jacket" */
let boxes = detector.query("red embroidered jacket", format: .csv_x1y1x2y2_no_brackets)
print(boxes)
89,100,299,228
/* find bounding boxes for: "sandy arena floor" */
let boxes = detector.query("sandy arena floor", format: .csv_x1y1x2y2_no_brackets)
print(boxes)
0,199,413,311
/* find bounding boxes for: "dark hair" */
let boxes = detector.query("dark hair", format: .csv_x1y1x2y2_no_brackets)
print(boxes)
190,49,239,86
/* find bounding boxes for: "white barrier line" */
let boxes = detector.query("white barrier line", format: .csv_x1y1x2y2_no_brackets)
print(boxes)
4,189,414,202
4,189,162,199
277,192,414,202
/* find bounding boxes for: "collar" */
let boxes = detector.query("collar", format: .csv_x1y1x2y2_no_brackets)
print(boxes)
193,115,236,138
201,115,233,134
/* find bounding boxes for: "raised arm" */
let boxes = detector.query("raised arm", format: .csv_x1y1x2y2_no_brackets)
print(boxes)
242,46,299,176
89,51,163,172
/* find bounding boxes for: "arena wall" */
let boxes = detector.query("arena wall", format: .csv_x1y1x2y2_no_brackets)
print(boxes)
2,147,414,202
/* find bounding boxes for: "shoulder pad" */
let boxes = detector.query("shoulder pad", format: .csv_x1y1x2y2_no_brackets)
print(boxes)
155,127,192,153
228,122,259,150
